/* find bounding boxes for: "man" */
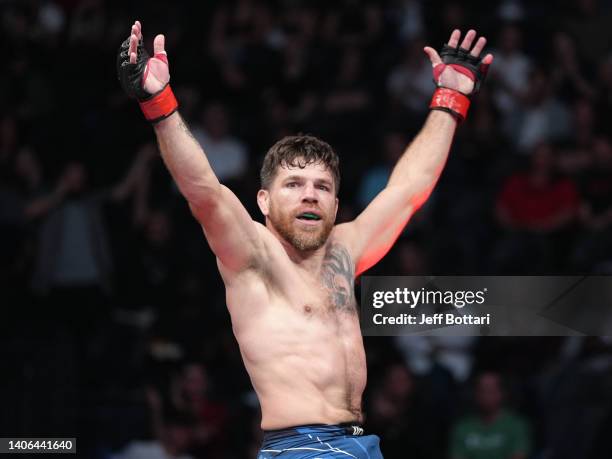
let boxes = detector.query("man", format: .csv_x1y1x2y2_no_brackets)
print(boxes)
450,372,531,459
117,20,492,458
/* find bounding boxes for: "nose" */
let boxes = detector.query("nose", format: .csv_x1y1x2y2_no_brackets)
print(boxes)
301,182,318,203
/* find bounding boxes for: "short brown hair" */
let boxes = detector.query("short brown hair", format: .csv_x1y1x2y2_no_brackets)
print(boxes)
260,135,340,194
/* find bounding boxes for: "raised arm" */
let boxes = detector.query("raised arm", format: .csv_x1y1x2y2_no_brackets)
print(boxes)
340,29,493,276
118,21,262,273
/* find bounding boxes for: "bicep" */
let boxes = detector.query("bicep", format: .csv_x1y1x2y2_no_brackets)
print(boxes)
343,185,417,276
189,184,263,273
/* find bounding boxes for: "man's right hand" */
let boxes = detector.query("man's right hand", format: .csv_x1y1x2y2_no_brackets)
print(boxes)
117,20,178,123
127,21,169,95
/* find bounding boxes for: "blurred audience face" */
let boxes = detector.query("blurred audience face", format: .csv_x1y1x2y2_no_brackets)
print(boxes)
182,363,209,398
475,372,504,416
63,162,88,195
14,147,41,187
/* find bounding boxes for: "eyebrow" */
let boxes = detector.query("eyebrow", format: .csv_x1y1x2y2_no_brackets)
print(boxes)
283,175,332,186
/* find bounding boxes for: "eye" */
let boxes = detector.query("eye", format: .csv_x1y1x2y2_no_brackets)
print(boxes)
286,182,299,188
317,184,330,192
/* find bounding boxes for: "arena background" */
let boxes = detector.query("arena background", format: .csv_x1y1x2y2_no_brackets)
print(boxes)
1,0,612,458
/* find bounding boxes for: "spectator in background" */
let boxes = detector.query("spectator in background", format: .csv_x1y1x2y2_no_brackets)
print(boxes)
594,54,612,117
28,149,153,298
489,23,531,122
169,363,230,457
450,371,530,459
145,362,230,459
571,136,612,272
192,103,249,182
494,142,579,272
567,98,597,153
22,151,156,407
356,131,406,209
366,363,435,459
0,115,19,164
29,161,115,297
512,67,570,153
555,99,596,180
320,45,372,150
0,147,46,290
563,0,612,67
549,31,596,102
387,37,434,116
395,0,425,42
403,334,475,377
112,412,195,459
128,208,182,310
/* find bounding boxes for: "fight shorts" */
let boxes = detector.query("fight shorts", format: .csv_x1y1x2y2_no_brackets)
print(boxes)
258,424,384,458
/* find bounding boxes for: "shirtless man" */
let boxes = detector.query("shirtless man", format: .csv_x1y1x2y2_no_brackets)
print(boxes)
117,21,492,458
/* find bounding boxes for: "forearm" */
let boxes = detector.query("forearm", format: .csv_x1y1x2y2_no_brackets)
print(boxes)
387,110,457,207
153,112,221,206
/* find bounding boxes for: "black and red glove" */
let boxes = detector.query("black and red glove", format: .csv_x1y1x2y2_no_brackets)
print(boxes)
117,35,178,123
429,43,491,122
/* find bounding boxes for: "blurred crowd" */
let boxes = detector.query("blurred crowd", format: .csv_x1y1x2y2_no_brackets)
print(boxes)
1,0,612,458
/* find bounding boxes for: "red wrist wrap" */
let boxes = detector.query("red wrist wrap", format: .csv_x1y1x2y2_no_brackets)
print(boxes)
139,84,178,123
429,87,470,122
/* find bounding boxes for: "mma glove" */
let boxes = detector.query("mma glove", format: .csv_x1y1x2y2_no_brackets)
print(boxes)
429,44,489,122
117,36,178,123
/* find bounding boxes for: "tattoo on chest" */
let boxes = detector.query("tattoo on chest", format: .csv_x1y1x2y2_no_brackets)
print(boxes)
321,242,356,313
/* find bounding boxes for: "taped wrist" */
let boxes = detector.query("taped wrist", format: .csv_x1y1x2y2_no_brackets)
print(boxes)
429,87,470,122
138,84,178,123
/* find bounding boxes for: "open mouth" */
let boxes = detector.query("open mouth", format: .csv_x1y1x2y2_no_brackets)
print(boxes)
296,212,322,221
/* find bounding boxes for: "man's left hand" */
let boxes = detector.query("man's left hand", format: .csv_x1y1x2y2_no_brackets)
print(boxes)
424,29,494,96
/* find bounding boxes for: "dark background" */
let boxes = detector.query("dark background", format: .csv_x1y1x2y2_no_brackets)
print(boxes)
1,0,612,458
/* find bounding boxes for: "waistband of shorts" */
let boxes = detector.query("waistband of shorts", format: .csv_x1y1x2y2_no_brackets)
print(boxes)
263,423,365,442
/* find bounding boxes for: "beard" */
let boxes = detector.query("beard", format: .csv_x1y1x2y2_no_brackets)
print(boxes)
268,203,334,251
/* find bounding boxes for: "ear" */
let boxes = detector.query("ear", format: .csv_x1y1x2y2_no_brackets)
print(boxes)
257,189,270,216
334,197,339,220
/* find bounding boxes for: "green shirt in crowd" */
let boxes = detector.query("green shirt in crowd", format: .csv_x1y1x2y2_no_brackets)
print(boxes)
450,410,530,459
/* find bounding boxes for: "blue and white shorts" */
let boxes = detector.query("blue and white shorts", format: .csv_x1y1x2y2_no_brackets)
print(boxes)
258,424,384,458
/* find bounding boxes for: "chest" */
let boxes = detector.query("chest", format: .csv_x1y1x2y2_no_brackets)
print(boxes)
274,241,358,317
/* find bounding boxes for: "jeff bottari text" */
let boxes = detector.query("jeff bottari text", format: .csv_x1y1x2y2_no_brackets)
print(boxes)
370,288,491,326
